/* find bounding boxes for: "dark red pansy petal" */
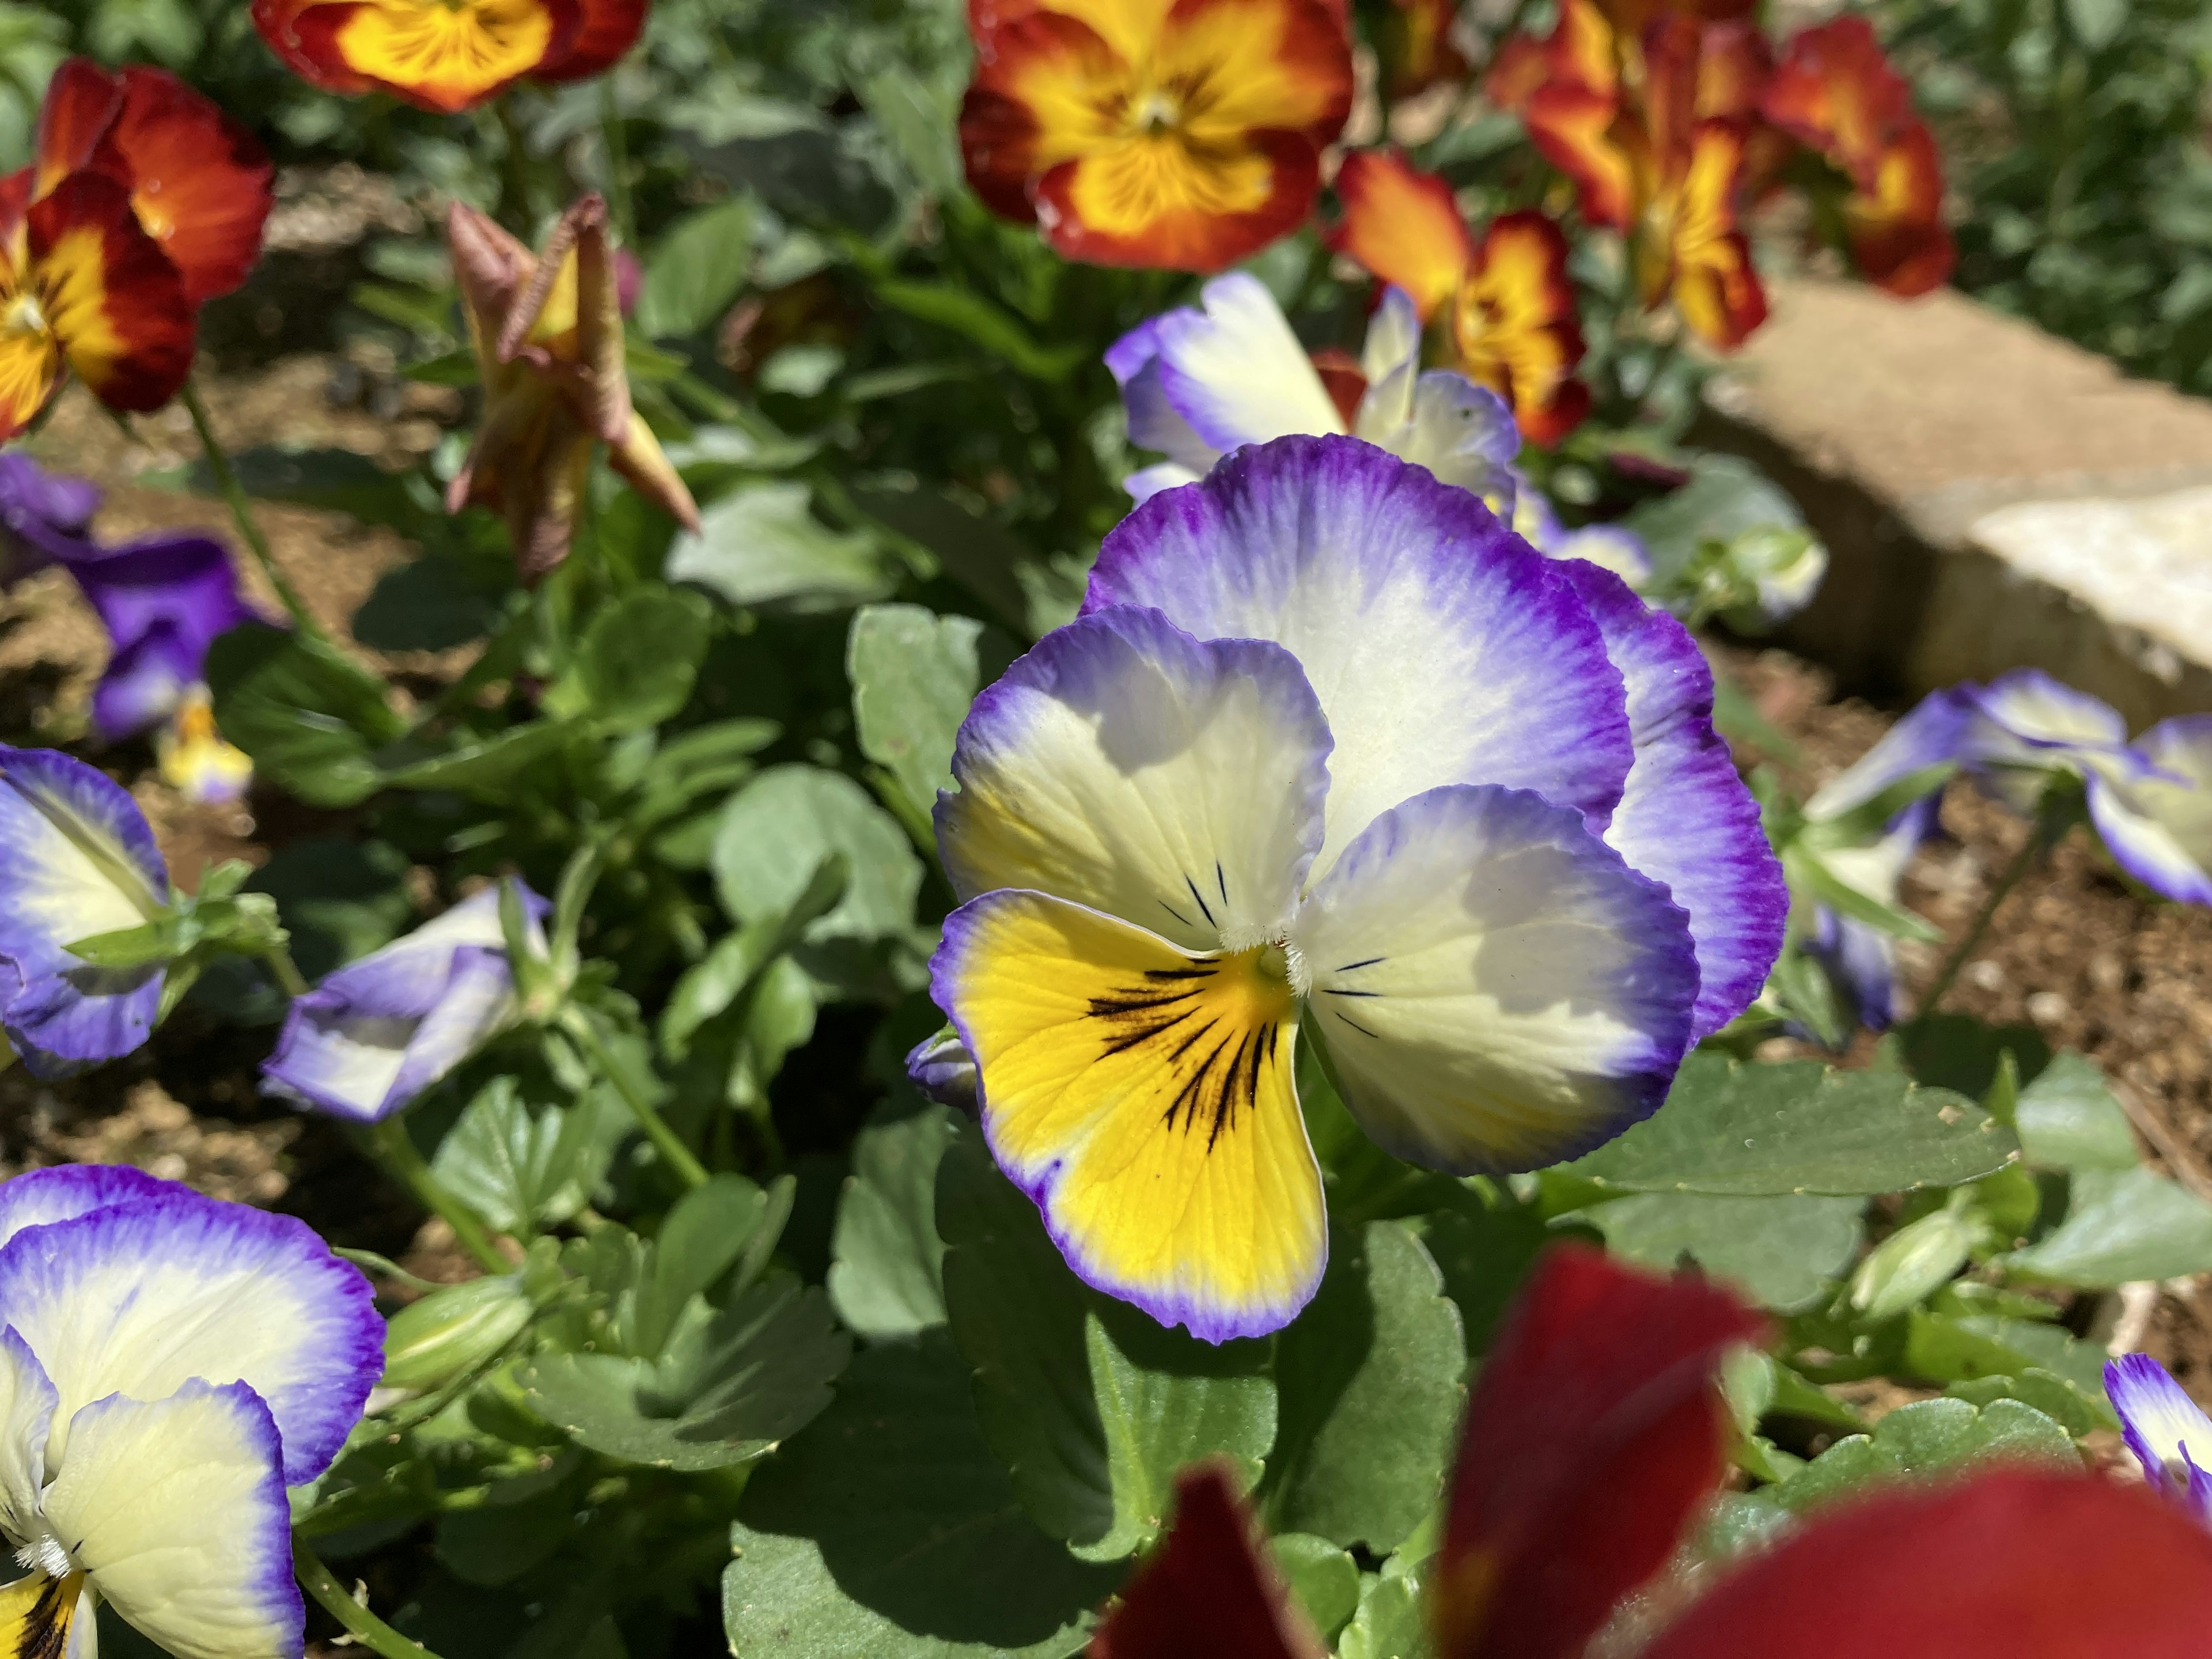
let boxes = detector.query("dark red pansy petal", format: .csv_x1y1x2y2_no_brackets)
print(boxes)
32,58,123,195
1646,1472,2212,1658
92,67,273,304
1431,1243,1768,1659
1088,1465,1321,1659
27,171,194,415
249,0,376,94
535,0,647,81
1309,347,1367,428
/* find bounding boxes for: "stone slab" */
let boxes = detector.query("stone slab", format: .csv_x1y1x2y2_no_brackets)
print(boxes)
1695,277,2212,725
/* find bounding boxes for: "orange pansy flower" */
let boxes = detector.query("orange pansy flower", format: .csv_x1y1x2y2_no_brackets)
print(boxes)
1763,16,1953,297
961,0,1354,272
33,60,273,305
0,172,194,440
1521,5,1767,348
444,195,699,581
250,0,646,115
1328,149,1588,444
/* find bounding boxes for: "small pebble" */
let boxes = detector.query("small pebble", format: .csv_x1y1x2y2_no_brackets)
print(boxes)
2027,991,2071,1027
1967,960,2006,992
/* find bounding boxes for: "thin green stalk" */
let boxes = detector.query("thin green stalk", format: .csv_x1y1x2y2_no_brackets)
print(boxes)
1916,806,2070,1018
363,1118,510,1274
262,945,310,999
599,76,635,247
294,1539,452,1659
562,1009,708,1189
181,381,324,641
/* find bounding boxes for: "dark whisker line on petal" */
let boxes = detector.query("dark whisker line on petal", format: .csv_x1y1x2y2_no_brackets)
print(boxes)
1184,873,1217,928
1320,987,1380,998
1215,859,1228,904
1159,898,1194,927
1208,1027,1254,1151
1334,1012,1381,1038
1334,956,1386,973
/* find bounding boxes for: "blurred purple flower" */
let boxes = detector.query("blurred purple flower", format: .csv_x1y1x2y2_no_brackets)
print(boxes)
2107,1353,2212,1527
0,452,102,578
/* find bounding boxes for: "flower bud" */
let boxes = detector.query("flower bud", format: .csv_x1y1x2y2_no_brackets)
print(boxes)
380,1274,533,1391
1850,1209,1974,1323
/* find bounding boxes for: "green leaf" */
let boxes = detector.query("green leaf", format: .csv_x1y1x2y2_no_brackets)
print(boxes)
1409,1192,1555,1354
65,916,184,970
1563,1052,2019,1196
1772,1396,2078,1516
713,766,922,943
546,585,712,732
1263,1222,1464,1554
2013,1052,2139,1171
669,481,893,612
725,1332,1117,1659
937,1127,1276,1560
638,197,759,339
1899,1310,2118,1427
206,624,406,807
1947,1369,2105,1439
847,604,983,812
871,278,1085,382
1621,453,1805,588
1271,1535,1360,1642
430,1077,609,1237
521,1272,847,1472
1586,1192,1865,1312
2063,0,2128,50
2006,1166,2212,1287
379,720,578,796
183,446,437,534
828,1103,960,1339
847,482,1033,633
1336,1572,1429,1659
243,836,411,979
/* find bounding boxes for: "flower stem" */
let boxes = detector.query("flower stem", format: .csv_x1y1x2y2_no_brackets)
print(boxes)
262,944,310,999
294,1538,453,1659
362,1118,510,1274
562,1009,709,1190
181,380,324,641
1916,800,2073,1018
599,77,635,247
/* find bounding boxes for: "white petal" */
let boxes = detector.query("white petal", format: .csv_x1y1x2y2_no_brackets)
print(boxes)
1287,785,1698,1175
938,607,1332,952
1150,273,1346,449
0,1330,55,1550
2085,715,2212,904
43,1383,300,1659
1358,286,1423,396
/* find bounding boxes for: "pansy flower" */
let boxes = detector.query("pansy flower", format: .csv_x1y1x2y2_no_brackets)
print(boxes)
926,437,1785,1337
263,880,550,1122
2106,1354,2212,1527
1509,483,1652,586
1095,1246,2212,1658
0,454,259,804
29,60,274,306
1808,669,2212,907
1328,150,1589,443
1378,0,1468,101
1107,272,1519,504
960,0,1354,272
1800,793,1941,1032
0,747,172,1077
0,1164,381,1659
250,0,648,115
1763,17,1953,297
444,194,699,581
1514,6,1769,349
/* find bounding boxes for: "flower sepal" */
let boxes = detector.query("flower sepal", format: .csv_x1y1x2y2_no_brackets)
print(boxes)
64,859,289,1021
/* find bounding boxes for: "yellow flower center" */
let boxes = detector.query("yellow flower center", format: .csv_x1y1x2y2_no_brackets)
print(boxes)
337,0,554,105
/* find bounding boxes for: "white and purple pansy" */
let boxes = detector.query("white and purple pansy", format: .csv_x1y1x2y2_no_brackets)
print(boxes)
0,748,172,1078
0,1163,382,1659
1800,794,1944,1032
1810,669,2212,907
921,436,1786,1339
1107,275,1521,510
262,880,550,1122
2106,1353,2212,1527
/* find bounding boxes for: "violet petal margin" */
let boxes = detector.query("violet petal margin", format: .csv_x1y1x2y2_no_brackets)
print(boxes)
2107,1353,2212,1524
1083,435,1634,871
1557,559,1786,1039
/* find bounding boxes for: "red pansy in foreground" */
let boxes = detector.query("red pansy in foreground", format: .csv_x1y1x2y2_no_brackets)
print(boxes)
1089,1244,2212,1659
250,0,647,115
961,0,1354,272
1328,149,1588,442
32,59,273,304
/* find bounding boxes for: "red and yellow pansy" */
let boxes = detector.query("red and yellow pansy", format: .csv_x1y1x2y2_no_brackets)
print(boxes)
1516,0,1769,349
1762,16,1953,296
1,62,272,441
1328,148,1589,444
961,0,1355,272
249,0,647,116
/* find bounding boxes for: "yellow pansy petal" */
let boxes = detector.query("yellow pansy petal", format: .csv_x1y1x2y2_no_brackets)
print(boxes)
935,889,1325,1340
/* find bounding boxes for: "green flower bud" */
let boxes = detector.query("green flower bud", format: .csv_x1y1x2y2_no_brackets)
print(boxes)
1851,1209,1975,1323
381,1274,533,1391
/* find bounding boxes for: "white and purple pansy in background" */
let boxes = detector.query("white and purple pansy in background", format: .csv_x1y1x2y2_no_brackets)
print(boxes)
2106,1353,2212,1527
0,1163,382,1659
262,880,551,1122
1800,794,1944,1032
1107,275,1522,509
1510,485,1652,588
0,747,172,1077
1810,668,2212,907
0,454,101,584
921,436,1787,1340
